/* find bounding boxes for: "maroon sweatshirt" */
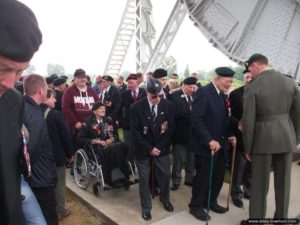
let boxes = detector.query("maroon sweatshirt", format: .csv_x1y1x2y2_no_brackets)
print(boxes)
62,83,99,134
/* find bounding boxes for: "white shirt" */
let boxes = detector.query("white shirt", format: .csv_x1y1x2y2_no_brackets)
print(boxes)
147,97,157,117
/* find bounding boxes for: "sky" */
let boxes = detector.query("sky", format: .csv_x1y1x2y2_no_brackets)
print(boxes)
19,0,237,76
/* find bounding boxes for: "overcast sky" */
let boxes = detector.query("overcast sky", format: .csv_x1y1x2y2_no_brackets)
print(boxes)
19,0,237,76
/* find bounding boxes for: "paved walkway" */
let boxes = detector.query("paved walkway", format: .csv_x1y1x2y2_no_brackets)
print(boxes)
66,161,300,225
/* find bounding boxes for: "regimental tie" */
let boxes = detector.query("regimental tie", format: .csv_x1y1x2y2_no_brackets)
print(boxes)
132,90,137,101
99,91,104,103
187,95,193,110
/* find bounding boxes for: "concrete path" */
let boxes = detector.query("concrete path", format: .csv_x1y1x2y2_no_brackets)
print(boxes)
67,161,300,225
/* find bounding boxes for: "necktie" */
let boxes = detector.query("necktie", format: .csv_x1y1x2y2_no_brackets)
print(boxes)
151,105,156,121
187,95,192,110
132,90,137,101
99,91,104,103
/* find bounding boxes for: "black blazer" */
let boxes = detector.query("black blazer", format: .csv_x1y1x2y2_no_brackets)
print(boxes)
117,83,127,93
54,89,63,111
229,86,244,151
103,86,121,121
130,97,174,160
40,104,73,167
189,82,229,158
118,88,146,130
170,89,192,145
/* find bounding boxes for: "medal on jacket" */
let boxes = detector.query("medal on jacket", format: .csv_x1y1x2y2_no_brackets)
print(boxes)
21,130,31,177
143,126,148,135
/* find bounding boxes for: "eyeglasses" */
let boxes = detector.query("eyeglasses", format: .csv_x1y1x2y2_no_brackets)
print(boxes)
96,81,102,84
151,94,164,99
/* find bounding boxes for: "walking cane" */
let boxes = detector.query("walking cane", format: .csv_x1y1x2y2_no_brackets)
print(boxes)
226,142,237,211
206,150,215,225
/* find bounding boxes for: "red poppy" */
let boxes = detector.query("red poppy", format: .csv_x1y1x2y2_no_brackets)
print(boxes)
225,99,231,108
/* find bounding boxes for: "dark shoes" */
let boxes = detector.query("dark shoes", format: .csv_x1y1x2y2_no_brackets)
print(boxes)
184,181,193,187
142,211,151,221
232,198,244,208
205,203,227,214
244,192,250,199
189,208,210,221
161,201,174,212
171,184,179,191
240,219,248,225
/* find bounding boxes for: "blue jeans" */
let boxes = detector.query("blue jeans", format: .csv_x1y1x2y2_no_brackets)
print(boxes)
21,176,47,225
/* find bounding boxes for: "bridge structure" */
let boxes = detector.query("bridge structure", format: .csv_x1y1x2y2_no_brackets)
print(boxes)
104,0,300,82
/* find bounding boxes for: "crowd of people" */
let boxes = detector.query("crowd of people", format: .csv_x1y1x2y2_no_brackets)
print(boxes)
1,1,300,225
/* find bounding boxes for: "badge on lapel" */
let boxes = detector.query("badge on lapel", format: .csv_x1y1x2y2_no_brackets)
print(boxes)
143,126,148,135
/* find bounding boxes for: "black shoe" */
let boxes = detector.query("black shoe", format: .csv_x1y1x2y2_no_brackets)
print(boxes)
209,203,227,214
232,198,244,208
240,219,248,225
161,201,174,212
184,181,193,187
171,184,179,191
244,192,250,199
142,211,151,221
189,208,210,221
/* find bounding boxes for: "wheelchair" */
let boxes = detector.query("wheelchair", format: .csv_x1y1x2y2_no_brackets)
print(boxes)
73,144,138,194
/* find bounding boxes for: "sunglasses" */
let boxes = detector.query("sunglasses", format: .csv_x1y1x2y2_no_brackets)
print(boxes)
96,81,102,84
151,94,164,99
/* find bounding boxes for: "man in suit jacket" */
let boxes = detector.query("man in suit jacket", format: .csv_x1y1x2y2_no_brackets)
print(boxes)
53,77,67,111
229,70,253,208
170,77,197,191
153,68,171,100
131,77,175,221
118,74,146,164
240,54,300,225
188,67,236,221
0,1,42,224
116,75,127,93
100,75,121,121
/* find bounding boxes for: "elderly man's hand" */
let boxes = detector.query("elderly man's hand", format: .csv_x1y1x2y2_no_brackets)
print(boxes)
209,140,221,152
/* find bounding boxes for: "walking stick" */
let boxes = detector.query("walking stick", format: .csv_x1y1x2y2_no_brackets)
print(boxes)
206,150,215,225
226,142,237,211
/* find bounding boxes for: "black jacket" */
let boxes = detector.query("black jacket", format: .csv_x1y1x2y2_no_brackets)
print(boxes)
118,88,146,130
24,96,56,188
189,83,230,158
130,97,174,160
40,104,74,167
0,89,25,225
103,86,121,121
170,89,192,145
54,89,63,111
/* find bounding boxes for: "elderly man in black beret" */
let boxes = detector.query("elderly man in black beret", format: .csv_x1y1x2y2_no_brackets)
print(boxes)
170,77,198,191
53,78,67,111
153,68,170,99
130,77,175,221
188,67,236,221
0,1,42,224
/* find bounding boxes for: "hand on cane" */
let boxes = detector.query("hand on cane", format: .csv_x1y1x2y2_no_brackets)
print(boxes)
228,136,237,147
209,140,220,153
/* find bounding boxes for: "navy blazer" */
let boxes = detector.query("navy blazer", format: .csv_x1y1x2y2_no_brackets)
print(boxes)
130,97,174,160
189,82,229,158
103,86,121,121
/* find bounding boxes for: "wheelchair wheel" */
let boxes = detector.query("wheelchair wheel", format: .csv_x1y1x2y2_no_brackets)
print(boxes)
73,149,90,189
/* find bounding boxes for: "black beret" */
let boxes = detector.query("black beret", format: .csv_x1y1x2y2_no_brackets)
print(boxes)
243,67,250,74
245,53,268,67
53,78,66,86
146,77,162,94
0,1,42,62
50,74,58,79
46,76,55,84
215,67,235,77
74,69,86,77
60,75,68,80
102,75,114,82
92,102,105,111
126,74,138,81
183,77,197,85
153,68,168,78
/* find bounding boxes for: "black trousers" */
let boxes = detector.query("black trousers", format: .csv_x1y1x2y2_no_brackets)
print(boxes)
32,187,58,225
189,152,225,209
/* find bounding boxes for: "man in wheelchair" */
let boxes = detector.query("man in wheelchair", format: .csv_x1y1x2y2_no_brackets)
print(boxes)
77,102,132,189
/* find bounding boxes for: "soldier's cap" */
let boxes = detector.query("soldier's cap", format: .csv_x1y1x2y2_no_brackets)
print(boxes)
153,68,168,78
60,75,68,80
126,73,138,81
0,0,42,62
183,77,197,85
74,68,86,78
53,78,66,86
92,102,105,111
102,75,114,82
46,76,55,84
244,53,268,67
147,77,162,94
215,67,235,77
